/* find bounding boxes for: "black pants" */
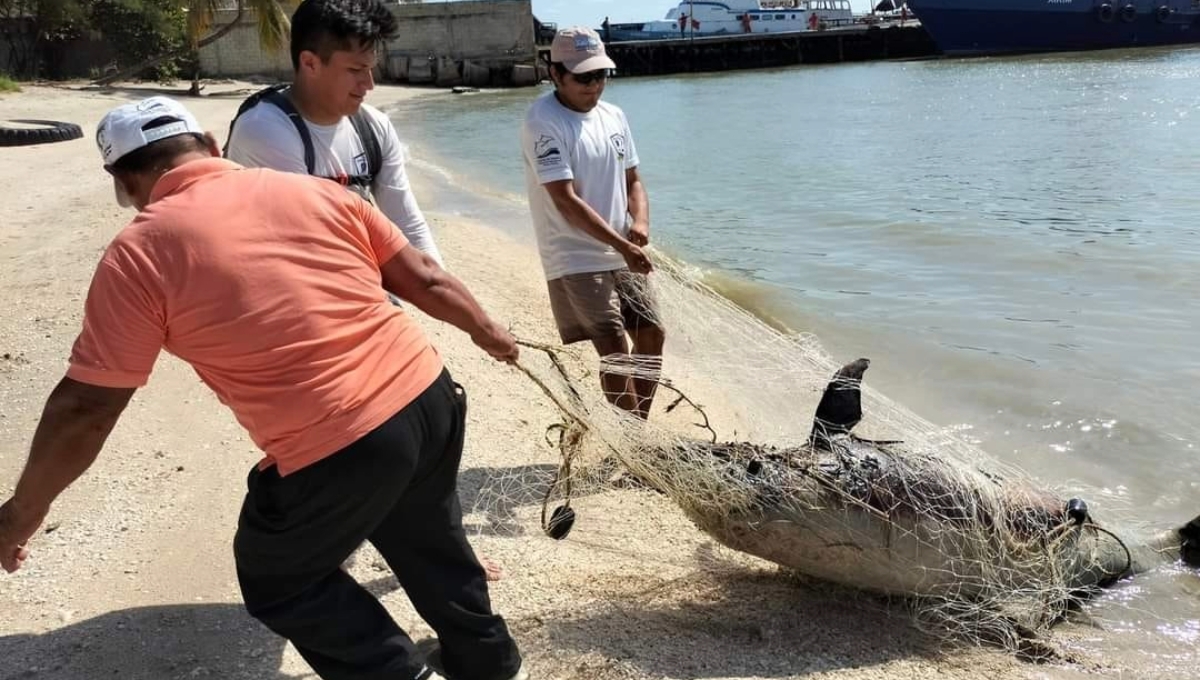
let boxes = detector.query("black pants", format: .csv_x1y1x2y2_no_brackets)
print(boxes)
233,369,522,680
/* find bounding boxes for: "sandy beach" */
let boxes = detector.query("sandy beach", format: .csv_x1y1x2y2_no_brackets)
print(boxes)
0,81,1135,680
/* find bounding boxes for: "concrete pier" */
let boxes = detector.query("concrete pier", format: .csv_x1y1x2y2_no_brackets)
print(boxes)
570,24,938,77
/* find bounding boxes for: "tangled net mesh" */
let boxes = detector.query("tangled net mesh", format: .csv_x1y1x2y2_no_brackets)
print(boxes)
466,252,1136,654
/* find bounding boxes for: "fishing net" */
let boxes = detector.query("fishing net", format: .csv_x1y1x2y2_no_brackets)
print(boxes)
465,251,1139,654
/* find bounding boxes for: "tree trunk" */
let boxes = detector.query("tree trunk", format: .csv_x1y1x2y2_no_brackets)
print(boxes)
189,53,202,96
90,3,245,87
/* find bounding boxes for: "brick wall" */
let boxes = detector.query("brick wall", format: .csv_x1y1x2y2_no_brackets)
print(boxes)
197,0,536,84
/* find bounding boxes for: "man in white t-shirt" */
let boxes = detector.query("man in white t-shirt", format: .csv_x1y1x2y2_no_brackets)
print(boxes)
520,26,665,420
224,0,443,267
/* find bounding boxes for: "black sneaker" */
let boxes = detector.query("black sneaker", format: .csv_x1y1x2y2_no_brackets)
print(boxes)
419,644,527,680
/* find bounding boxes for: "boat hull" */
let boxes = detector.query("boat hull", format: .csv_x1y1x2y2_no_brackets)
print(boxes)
604,24,742,41
906,0,1200,55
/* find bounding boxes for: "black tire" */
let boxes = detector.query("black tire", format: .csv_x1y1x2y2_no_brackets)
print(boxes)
1097,3,1115,22
1157,5,1171,21
0,119,84,147
1120,3,1137,21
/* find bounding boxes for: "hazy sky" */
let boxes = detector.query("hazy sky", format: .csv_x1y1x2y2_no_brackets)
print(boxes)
531,0,874,28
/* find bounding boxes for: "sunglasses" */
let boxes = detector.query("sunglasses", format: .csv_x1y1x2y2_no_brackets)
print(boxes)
570,69,610,85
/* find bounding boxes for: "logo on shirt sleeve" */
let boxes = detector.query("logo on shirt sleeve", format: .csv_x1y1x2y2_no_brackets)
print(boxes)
534,134,564,170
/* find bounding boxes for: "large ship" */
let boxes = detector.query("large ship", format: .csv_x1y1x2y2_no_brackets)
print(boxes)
905,0,1200,56
601,0,855,42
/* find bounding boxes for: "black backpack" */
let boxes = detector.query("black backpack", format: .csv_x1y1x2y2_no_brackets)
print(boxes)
224,83,383,194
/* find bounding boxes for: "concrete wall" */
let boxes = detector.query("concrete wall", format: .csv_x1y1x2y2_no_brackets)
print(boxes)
387,0,532,61
385,0,536,86
197,10,292,81
197,0,539,87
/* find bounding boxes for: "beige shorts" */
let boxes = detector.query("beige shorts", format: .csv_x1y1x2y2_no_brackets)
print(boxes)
547,269,663,344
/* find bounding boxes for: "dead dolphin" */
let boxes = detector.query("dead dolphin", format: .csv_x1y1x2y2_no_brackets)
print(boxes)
617,358,1195,640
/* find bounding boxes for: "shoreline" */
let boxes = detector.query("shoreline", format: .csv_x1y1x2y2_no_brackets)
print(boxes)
0,80,1149,680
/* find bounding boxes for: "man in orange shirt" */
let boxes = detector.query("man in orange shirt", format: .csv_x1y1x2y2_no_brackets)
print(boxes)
0,97,526,680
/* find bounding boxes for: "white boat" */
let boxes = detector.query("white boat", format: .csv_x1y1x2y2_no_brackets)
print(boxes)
601,0,856,41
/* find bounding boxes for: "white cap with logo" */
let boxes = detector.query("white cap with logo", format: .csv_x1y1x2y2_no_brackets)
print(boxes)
96,96,205,206
96,96,205,167
549,26,617,74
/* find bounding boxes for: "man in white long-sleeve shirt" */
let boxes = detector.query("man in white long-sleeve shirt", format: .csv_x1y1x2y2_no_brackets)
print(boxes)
225,0,443,266
223,0,513,585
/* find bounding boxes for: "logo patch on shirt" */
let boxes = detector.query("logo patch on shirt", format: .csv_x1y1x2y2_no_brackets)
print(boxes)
353,152,370,175
534,134,563,169
609,133,627,160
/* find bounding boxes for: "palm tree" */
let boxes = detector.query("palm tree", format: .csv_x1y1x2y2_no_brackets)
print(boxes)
92,0,296,94
182,0,294,94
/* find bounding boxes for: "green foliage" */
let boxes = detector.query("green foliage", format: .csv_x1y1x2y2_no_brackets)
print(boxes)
35,0,89,37
186,0,295,54
0,73,20,92
0,0,88,34
0,0,89,78
87,0,187,82
2,0,295,84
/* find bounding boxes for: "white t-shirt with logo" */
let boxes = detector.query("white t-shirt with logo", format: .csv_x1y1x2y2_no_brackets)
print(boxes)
225,100,443,266
521,92,639,281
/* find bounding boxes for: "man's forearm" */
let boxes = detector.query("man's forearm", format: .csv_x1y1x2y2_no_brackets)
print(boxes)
403,268,503,341
11,379,129,513
556,195,631,252
627,179,649,228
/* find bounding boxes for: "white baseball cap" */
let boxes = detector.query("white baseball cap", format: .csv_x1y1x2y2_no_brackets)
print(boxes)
549,26,616,73
96,97,205,205
96,96,205,166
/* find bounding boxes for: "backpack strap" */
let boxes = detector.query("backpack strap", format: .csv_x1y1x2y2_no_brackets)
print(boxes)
226,84,382,192
262,87,316,175
224,83,316,175
347,108,383,189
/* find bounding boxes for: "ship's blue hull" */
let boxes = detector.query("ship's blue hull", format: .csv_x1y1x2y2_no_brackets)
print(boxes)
905,0,1200,55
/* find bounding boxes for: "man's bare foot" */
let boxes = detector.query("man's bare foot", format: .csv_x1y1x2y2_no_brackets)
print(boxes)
481,554,502,581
